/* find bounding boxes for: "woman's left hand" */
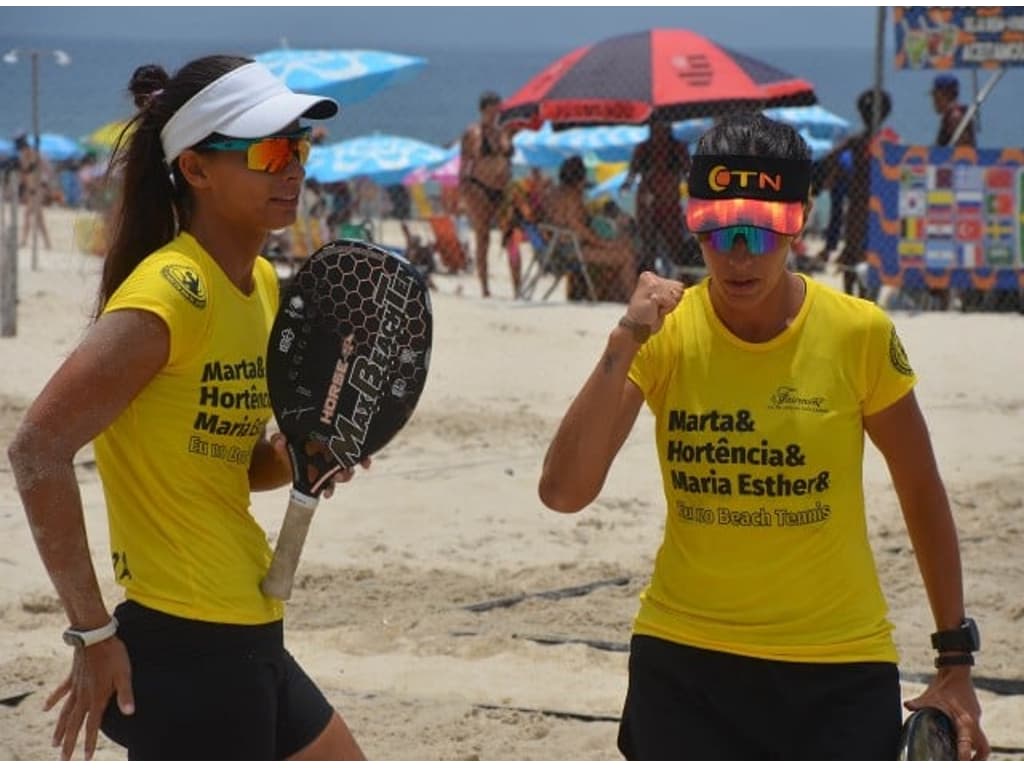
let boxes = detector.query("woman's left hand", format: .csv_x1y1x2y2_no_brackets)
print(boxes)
905,667,990,760
269,432,372,499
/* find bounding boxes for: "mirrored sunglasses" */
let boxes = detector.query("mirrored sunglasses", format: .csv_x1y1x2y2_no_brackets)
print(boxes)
702,225,785,256
198,127,312,173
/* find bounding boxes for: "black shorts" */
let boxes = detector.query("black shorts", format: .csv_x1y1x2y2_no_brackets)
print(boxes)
617,634,901,760
101,600,333,759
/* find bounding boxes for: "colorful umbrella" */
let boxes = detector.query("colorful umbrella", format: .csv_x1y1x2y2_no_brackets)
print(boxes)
253,49,426,106
83,120,133,152
403,145,461,187
501,28,817,128
3,133,85,163
305,134,448,185
513,119,713,166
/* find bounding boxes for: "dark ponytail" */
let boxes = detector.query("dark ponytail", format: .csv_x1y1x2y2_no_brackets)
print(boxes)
96,54,252,318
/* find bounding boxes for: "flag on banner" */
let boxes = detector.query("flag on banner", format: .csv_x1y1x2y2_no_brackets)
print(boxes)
901,165,927,186
928,189,954,207
925,242,956,267
925,219,954,238
899,240,925,259
953,165,985,190
986,167,1013,188
986,245,1014,266
900,188,926,217
985,218,1015,240
931,166,954,189
958,243,977,268
986,193,1013,216
955,218,983,241
901,218,923,239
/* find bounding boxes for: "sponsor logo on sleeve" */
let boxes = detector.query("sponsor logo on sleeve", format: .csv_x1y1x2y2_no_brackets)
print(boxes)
161,264,207,309
889,327,914,376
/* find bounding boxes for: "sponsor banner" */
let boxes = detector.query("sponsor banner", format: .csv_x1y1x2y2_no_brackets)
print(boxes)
868,143,1024,292
894,7,1024,70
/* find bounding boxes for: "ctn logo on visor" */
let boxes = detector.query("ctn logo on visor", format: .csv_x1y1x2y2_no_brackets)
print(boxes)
707,165,783,194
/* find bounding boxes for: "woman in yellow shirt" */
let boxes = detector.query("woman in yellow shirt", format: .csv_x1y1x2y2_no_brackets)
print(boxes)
9,55,366,760
539,113,988,761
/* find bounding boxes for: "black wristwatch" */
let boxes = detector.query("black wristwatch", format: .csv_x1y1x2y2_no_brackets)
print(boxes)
930,617,980,653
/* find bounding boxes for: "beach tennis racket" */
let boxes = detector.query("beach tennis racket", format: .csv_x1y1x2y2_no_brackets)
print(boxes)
260,239,432,600
897,707,957,760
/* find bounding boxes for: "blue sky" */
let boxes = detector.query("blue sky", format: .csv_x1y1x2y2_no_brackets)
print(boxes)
0,6,883,52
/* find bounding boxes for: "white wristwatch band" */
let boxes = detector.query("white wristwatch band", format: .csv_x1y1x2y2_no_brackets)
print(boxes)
62,617,119,648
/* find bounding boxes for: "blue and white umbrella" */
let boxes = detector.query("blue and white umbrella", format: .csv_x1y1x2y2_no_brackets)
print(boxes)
305,134,448,186
764,104,850,143
515,105,848,169
513,119,714,167
254,48,426,106
0,133,84,163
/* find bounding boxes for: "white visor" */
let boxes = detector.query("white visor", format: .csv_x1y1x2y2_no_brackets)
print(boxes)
160,62,338,163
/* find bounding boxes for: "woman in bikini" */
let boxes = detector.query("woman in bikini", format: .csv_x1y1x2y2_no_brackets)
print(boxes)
459,91,515,298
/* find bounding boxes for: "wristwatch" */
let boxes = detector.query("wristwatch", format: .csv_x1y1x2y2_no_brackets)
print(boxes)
62,617,119,649
930,617,980,653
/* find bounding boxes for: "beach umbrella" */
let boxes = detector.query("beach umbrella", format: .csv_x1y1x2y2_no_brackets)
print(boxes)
83,120,133,152
403,145,461,187
513,119,714,166
253,49,426,106
501,28,817,129
9,133,85,163
305,134,448,185
764,104,850,143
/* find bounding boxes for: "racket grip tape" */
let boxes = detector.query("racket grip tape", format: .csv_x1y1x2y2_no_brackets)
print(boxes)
260,490,319,600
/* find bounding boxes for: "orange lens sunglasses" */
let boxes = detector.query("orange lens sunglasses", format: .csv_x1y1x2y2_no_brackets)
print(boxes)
198,127,312,173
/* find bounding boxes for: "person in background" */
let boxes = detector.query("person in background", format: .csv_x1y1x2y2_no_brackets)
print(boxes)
822,88,897,299
539,113,987,761
15,133,53,250
932,74,976,148
542,155,637,302
459,90,515,298
621,118,691,276
8,54,366,760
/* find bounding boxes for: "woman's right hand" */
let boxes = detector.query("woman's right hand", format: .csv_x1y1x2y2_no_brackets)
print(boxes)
624,271,685,336
46,637,134,760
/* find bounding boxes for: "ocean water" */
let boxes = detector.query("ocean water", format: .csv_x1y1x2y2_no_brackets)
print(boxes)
0,36,1021,153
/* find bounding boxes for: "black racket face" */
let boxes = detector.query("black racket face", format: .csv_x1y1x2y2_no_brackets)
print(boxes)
267,239,432,495
897,707,956,760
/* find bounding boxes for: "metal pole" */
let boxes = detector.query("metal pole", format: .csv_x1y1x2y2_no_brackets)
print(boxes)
971,69,981,135
871,7,886,136
31,50,40,271
951,69,1004,146
1,169,18,336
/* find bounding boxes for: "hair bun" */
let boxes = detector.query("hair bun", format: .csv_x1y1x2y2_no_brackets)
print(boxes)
128,64,170,109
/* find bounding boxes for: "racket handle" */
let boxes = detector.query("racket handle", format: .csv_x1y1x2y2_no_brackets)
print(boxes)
260,489,319,601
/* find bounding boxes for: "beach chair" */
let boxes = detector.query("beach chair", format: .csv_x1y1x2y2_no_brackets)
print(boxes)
519,221,597,302
338,219,375,243
428,215,468,272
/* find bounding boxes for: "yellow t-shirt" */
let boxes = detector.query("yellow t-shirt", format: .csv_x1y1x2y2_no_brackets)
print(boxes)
94,232,282,625
628,277,917,663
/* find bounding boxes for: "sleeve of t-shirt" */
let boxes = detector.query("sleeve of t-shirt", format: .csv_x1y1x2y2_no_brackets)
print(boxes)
102,253,211,372
861,307,917,416
627,304,680,408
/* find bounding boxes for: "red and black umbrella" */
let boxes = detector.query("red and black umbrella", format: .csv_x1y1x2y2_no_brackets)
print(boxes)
501,28,817,129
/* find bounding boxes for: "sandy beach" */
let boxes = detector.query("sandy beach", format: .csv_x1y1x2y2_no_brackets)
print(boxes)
0,207,1021,760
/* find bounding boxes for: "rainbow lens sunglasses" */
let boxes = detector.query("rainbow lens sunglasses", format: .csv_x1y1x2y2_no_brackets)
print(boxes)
197,127,312,173
702,225,785,256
